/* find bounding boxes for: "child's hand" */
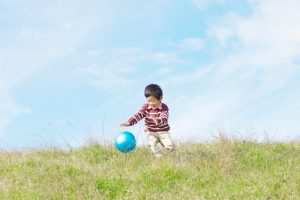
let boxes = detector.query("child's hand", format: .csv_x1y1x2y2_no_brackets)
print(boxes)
120,122,130,127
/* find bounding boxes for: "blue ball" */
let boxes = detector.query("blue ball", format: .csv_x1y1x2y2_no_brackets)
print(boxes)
115,131,136,153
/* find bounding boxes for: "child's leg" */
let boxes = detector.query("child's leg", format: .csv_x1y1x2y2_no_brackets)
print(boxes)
157,131,175,153
147,132,163,158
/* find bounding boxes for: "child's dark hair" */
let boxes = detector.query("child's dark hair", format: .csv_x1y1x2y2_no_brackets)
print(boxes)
144,84,163,99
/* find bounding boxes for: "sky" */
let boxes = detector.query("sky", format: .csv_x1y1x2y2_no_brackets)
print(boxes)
1,0,300,150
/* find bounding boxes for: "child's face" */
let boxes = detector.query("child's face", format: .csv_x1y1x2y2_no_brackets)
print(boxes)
147,96,162,109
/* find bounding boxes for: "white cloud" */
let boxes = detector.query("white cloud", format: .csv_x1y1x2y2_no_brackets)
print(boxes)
208,0,300,87
165,38,205,51
171,90,239,141
78,63,135,88
77,48,149,88
192,0,224,10
78,46,194,89
18,28,41,38
0,49,51,135
0,94,31,134
171,0,300,140
0,1,101,135
179,38,205,51
0,0,173,145
153,52,188,64
157,67,174,75
2,0,299,144
162,65,211,85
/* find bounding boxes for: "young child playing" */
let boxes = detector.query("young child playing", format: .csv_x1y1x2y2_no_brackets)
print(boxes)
120,84,175,158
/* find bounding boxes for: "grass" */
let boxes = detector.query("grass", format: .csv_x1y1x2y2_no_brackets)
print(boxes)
0,138,299,199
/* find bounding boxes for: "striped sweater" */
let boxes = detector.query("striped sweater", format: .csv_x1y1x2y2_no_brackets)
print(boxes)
127,103,170,132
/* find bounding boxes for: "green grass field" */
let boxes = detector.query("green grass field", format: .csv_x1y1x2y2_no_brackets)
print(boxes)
0,138,299,199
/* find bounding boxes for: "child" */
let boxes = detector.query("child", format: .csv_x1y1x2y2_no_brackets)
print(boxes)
120,84,175,158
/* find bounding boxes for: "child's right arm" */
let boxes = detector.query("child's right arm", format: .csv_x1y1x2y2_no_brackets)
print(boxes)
120,104,147,127
120,122,130,127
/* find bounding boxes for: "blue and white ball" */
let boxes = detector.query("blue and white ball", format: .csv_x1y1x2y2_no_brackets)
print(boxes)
115,131,136,153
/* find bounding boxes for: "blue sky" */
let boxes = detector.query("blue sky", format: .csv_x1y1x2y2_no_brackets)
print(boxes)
1,0,300,149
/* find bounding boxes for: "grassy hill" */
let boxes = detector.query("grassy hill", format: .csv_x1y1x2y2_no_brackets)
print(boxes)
0,138,299,199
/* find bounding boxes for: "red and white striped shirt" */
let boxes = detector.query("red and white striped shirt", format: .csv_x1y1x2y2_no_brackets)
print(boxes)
127,103,170,132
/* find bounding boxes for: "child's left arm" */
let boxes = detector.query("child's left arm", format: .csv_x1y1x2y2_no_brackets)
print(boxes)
152,109,169,126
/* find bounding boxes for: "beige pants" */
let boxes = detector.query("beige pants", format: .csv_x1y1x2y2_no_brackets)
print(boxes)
146,131,175,158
